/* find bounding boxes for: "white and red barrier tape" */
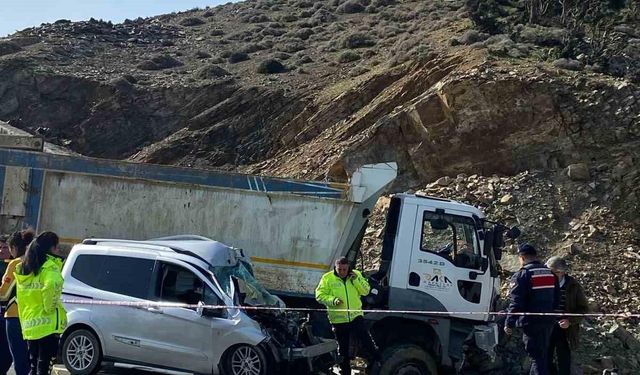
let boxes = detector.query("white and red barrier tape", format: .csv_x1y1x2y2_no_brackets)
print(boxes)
60,299,640,318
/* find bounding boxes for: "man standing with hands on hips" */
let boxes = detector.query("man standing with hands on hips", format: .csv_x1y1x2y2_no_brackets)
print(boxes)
316,257,380,375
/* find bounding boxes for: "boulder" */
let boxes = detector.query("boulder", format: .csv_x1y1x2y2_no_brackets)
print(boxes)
500,194,514,204
341,32,376,49
257,59,286,74
459,30,489,45
553,58,584,71
519,25,568,46
228,52,250,64
337,0,365,14
614,25,638,37
137,55,183,70
195,65,231,79
610,324,640,350
436,176,452,186
180,17,206,27
567,163,590,181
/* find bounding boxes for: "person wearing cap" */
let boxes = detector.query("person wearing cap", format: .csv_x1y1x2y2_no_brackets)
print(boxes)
545,256,589,375
505,243,558,375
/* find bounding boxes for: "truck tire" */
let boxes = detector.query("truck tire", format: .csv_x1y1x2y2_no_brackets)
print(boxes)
375,344,438,375
222,344,268,375
62,329,102,375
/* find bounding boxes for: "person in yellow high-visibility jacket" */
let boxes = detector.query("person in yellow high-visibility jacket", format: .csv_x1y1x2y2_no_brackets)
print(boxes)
316,257,380,375
1,229,35,375
14,232,67,375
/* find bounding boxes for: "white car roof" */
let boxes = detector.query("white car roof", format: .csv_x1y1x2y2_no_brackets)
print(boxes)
78,236,247,268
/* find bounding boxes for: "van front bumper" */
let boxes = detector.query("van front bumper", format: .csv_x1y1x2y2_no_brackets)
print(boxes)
279,338,337,360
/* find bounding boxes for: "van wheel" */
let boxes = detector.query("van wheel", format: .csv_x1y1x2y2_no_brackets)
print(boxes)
223,344,268,375
62,329,102,375
374,344,438,375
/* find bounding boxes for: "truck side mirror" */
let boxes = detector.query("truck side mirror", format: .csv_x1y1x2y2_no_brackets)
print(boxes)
493,246,503,261
483,229,494,257
481,257,489,271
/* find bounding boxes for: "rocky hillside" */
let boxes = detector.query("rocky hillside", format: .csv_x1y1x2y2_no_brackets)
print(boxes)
1,0,640,373
0,0,637,184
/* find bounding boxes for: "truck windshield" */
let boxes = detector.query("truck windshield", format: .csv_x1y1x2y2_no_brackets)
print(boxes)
210,261,284,307
420,211,481,269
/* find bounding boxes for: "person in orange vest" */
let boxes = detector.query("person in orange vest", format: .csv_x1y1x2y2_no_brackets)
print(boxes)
1,230,35,375
0,235,12,375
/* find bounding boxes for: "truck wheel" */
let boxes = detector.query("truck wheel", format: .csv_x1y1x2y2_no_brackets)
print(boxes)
62,329,102,375
223,344,268,375
375,344,438,375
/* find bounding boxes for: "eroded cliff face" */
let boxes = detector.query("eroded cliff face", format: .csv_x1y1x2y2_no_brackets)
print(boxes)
3,46,638,193
228,58,639,192
1,0,638,191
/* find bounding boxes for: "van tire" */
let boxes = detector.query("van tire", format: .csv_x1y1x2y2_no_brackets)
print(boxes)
62,329,102,375
222,344,268,375
374,344,438,375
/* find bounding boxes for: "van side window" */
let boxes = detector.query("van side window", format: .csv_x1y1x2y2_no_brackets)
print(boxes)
420,211,481,270
155,262,220,306
71,254,154,299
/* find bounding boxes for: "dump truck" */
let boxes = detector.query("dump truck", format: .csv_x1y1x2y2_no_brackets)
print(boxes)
0,143,518,374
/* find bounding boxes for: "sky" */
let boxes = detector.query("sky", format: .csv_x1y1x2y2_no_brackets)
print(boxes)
0,0,234,37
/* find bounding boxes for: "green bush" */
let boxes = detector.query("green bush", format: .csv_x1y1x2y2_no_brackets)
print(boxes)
342,32,376,48
257,59,287,74
228,52,250,63
338,50,361,63
465,0,504,34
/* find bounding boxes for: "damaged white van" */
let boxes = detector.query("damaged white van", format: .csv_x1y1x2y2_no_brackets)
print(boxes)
59,236,337,375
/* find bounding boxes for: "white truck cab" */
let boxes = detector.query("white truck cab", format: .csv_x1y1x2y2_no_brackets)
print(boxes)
361,193,518,373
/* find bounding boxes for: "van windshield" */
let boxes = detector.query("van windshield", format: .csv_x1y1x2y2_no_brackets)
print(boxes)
210,260,284,307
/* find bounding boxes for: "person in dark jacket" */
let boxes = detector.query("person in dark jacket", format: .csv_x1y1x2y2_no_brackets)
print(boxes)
545,256,590,375
505,243,558,375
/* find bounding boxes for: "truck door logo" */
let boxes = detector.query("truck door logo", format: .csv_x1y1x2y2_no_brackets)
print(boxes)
423,268,453,291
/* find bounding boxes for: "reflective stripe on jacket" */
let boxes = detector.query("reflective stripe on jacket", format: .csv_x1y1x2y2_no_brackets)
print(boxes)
15,255,67,340
315,269,370,324
506,260,558,328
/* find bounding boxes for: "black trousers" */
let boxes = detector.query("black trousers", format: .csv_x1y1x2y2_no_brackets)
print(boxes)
0,315,12,375
332,316,380,375
548,326,571,375
523,323,554,375
27,334,59,375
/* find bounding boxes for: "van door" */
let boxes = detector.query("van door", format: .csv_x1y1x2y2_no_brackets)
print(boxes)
406,207,493,320
140,260,233,374
68,254,156,362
